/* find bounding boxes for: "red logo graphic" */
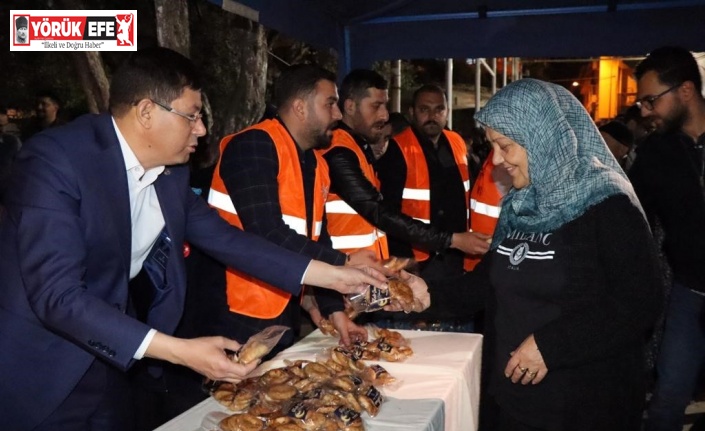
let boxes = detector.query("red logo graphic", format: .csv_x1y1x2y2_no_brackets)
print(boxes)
115,13,133,46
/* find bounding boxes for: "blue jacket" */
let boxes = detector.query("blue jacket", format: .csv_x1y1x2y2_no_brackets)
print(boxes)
0,113,311,430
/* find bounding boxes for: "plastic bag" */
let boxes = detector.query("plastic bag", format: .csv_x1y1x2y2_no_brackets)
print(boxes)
346,285,391,317
202,325,290,394
345,256,416,318
235,325,290,364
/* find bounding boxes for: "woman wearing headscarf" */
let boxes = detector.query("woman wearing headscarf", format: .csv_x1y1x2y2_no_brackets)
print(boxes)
428,79,662,431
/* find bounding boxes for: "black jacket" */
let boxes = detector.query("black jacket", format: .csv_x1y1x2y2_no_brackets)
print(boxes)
429,195,662,431
322,125,452,254
629,130,705,292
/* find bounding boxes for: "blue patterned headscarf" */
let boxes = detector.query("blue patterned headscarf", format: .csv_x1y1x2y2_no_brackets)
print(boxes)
474,79,643,248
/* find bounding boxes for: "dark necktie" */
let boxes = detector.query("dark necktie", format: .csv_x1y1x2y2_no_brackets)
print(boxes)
128,227,172,323
143,227,172,292
128,227,173,379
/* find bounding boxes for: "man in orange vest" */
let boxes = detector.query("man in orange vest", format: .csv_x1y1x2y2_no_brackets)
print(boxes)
320,70,490,264
466,149,510,270
379,84,490,276
207,65,381,354
321,73,491,331
375,84,491,331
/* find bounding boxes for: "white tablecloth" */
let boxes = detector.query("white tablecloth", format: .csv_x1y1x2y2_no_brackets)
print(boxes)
154,329,482,431
156,396,444,431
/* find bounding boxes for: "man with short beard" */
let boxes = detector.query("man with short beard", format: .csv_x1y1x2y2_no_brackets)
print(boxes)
320,71,489,270
206,64,380,356
629,46,705,431
374,84,487,331
22,93,64,141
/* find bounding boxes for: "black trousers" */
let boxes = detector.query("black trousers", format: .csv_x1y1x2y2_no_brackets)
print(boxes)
34,359,133,431
129,360,207,431
498,408,548,431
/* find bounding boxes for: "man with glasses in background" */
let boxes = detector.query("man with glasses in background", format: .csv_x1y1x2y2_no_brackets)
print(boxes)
629,46,705,431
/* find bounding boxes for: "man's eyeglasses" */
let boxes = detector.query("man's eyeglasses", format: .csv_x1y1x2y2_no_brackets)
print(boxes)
151,99,203,124
635,84,681,111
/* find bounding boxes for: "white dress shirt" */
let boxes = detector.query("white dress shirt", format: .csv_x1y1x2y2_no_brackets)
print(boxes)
113,118,164,359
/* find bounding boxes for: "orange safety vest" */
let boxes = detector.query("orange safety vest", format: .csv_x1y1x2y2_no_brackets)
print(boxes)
392,127,472,269
208,119,330,319
467,151,503,270
318,129,389,259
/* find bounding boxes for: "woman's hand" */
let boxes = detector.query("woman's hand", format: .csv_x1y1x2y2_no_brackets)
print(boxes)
503,334,548,385
383,270,430,312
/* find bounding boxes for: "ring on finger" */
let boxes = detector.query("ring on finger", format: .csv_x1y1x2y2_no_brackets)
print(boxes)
526,370,537,379
517,366,528,374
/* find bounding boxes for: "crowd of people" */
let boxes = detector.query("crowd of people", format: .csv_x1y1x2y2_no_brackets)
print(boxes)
0,44,703,431
0,92,66,199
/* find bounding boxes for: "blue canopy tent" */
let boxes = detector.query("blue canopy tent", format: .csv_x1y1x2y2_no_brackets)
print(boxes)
205,0,705,73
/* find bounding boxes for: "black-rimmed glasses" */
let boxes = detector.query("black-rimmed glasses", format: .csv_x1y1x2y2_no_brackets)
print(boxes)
151,99,203,124
635,84,681,111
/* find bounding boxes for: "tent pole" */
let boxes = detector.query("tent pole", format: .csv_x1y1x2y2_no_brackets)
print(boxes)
475,58,482,113
503,57,508,87
446,58,453,130
391,59,402,113
476,58,497,110
491,58,497,94
519,58,524,79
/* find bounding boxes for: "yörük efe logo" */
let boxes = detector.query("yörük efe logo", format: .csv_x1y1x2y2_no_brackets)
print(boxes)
10,10,137,51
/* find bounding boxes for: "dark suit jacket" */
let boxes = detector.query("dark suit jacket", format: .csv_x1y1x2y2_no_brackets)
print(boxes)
0,113,311,430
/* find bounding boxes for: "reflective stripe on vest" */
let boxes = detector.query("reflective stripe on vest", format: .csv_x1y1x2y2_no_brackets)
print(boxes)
470,198,501,218
402,187,431,201
208,187,315,236
209,119,329,319
466,152,503,271
330,231,379,250
325,199,356,214
392,126,471,267
318,129,389,259
208,188,237,214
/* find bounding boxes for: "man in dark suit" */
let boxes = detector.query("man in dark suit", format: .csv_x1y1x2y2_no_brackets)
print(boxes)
0,47,384,431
